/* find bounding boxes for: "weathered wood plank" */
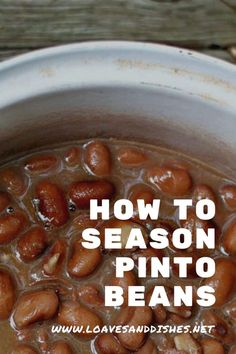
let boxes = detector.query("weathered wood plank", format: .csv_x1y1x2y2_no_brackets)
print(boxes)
0,0,235,49
0,49,28,62
201,49,236,63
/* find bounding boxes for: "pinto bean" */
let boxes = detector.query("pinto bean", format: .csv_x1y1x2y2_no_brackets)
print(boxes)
64,147,81,167
37,326,48,352
222,219,236,255
43,239,67,276
78,284,104,307
204,258,236,307
24,154,58,174
50,341,74,354
117,147,147,166
0,168,27,196
72,213,100,230
220,184,236,210
193,184,217,204
167,303,192,320
36,181,69,227
69,180,115,209
201,310,235,345
95,333,129,354
224,299,236,321
129,184,155,206
145,287,167,323
136,338,158,354
147,165,192,197
109,271,137,306
0,269,15,320
200,338,225,354
0,191,10,212
174,334,202,354
114,306,153,351
168,313,188,325
13,289,59,329
11,344,38,354
0,211,27,245
67,239,102,278
58,300,103,339
84,140,111,176
17,226,48,262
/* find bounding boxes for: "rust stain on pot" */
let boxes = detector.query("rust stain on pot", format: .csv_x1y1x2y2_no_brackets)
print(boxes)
115,59,236,93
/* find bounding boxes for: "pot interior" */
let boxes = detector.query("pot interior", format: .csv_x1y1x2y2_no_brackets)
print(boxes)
0,85,235,178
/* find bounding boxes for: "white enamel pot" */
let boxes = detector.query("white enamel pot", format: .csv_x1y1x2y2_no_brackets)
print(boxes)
0,41,236,177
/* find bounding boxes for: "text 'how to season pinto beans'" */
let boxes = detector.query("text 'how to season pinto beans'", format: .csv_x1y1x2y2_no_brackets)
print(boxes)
81,197,216,307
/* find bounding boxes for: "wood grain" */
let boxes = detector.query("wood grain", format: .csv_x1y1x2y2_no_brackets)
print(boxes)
0,0,235,62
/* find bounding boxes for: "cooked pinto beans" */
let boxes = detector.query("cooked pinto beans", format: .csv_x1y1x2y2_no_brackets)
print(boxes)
222,219,236,255
200,338,225,354
0,191,10,212
50,341,74,354
0,168,27,196
192,184,217,204
58,300,103,339
11,344,39,354
0,139,235,353
136,338,158,354
84,140,111,176
95,333,129,354
224,299,236,320
17,226,48,262
117,147,147,166
201,310,235,344
147,165,192,196
220,184,236,210
0,269,15,320
78,284,104,307
13,289,59,329
114,306,153,351
67,238,102,278
69,180,115,209
0,211,27,244
24,154,58,174
36,181,69,227
65,146,81,167
174,333,202,354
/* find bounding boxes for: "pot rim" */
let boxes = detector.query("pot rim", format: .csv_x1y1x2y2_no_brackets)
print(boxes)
1,40,235,71
0,41,236,111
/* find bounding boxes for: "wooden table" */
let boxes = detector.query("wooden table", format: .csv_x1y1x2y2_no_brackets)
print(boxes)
0,0,236,63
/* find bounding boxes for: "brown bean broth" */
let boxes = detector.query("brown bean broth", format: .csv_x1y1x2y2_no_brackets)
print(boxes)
0,139,235,354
